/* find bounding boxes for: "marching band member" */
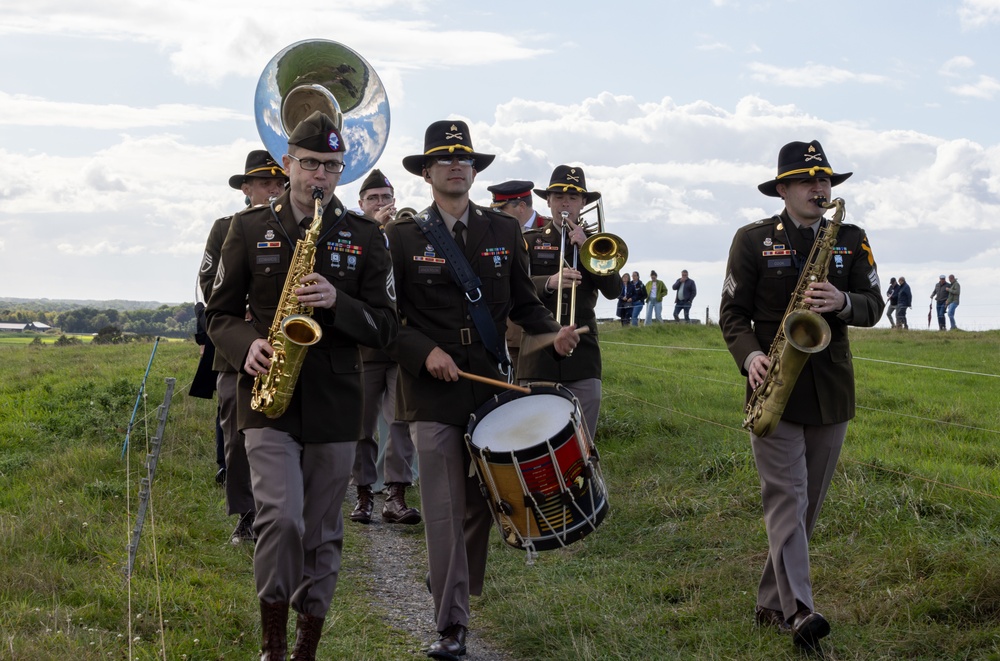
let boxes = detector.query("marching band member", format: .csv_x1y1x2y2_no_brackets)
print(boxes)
719,140,883,649
208,111,397,659
516,165,622,439
385,120,578,660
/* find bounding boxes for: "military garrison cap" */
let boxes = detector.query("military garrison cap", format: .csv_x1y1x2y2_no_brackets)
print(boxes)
287,111,345,154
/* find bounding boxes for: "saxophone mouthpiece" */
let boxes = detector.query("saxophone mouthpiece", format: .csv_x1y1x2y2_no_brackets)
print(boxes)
560,211,569,221
312,187,325,200
812,196,828,207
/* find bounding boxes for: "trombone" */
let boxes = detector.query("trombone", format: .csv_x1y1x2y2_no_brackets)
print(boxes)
554,200,629,325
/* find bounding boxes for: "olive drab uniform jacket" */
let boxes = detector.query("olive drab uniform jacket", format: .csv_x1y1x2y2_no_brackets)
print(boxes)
384,202,562,427
516,221,623,382
199,214,240,373
719,210,884,425
206,190,398,442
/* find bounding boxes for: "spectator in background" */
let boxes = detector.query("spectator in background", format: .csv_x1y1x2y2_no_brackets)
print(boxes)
618,274,632,327
672,269,697,322
896,276,912,329
946,274,961,330
644,270,666,324
630,271,646,326
884,277,899,328
931,275,949,331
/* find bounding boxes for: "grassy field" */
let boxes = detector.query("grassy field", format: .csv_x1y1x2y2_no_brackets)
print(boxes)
0,333,94,345
0,326,998,659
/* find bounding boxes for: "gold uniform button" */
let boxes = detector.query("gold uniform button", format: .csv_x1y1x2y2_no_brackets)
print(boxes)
265,267,271,274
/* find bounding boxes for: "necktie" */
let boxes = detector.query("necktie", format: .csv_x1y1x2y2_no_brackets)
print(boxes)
453,220,466,253
800,225,815,242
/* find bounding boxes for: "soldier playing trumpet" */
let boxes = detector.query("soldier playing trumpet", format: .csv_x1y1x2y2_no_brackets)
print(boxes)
719,140,883,650
517,165,623,440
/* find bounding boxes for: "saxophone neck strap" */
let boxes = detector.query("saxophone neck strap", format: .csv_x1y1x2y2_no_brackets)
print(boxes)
414,206,511,373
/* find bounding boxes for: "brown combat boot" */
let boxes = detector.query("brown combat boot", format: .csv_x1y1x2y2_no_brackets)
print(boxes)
382,483,421,524
289,611,324,660
350,485,374,524
259,600,289,661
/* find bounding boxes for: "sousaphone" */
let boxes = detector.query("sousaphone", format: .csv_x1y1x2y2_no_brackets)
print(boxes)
254,39,390,184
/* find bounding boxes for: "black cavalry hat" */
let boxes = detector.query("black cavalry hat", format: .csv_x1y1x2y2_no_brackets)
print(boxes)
359,168,393,193
228,149,288,190
402,120,495,175
487,180,534,208
758,140,852,197
534,165,601,204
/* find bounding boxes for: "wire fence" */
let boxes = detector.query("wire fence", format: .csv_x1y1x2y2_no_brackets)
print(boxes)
600,332,1000,501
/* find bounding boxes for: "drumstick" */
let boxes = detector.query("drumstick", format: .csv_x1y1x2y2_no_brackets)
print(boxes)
519,326,590,357
457,370,531,394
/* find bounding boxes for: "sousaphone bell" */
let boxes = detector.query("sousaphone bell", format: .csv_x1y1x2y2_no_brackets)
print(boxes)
254,39,390,184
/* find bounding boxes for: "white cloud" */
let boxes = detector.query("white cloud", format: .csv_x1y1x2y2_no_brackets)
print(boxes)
0,92,246,129
747,62,891,87
958,0,1000,28
696,39,733,52
940,55,976,77
0,2,547,86
947,75,1000,99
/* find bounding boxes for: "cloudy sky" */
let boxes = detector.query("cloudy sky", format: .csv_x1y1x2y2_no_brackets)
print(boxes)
2,0,999,329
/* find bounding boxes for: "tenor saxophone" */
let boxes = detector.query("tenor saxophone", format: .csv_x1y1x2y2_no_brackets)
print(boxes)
250,188,325,419
742,197,845,437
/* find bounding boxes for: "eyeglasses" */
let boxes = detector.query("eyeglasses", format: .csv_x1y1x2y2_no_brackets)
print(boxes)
363,193,394,203
288,154,345,174
430,156,475,167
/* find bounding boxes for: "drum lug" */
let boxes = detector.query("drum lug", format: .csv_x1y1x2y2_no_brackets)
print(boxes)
497,500,513,516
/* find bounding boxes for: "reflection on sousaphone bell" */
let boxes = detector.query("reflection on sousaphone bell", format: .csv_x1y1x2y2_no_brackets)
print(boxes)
254,39,390,185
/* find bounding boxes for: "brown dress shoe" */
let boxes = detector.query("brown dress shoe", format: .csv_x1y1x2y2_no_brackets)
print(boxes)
259,600,288,661
754,606,791,633
427,624,467,660
289,611,324,660
791,609,830,648
382,483,421,524
350,485,374,524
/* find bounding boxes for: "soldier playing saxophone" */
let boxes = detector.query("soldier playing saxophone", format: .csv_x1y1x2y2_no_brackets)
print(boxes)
719,140,883,650
207,111,397,658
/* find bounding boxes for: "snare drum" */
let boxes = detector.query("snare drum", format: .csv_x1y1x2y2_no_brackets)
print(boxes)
465,383,608,553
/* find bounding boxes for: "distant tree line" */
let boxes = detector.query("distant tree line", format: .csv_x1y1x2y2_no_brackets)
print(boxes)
1,301,199,339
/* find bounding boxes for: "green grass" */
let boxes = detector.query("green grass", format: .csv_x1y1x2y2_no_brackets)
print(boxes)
1,326,998,659
0,333,95,345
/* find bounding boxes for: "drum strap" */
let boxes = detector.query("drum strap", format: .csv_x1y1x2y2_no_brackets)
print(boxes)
414,206,512,374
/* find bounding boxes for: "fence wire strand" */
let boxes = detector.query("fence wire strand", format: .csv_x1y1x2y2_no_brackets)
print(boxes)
601,332,1000,501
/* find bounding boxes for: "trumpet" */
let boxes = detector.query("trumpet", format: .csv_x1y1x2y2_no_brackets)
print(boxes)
576,199,628,276
393,206,418,221
554,202,629,325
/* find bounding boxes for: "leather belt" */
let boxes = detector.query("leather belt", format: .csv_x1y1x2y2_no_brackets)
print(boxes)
419,327,482,346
